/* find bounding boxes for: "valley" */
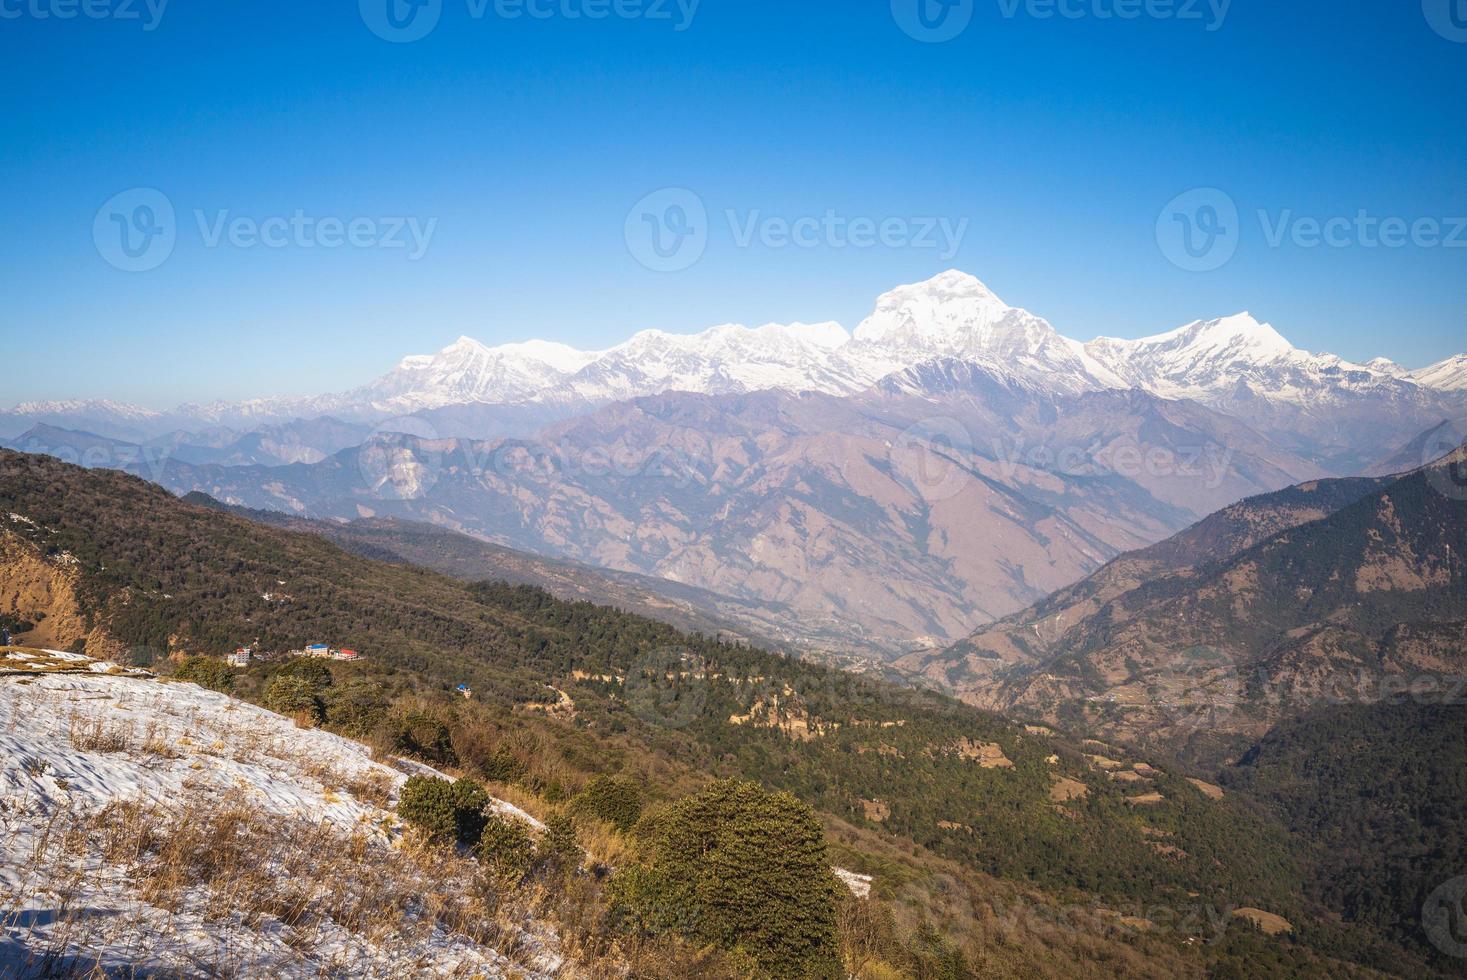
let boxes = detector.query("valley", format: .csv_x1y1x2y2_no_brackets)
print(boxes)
7,272,1463,662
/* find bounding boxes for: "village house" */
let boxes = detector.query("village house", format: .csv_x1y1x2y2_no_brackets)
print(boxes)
289,643,364,662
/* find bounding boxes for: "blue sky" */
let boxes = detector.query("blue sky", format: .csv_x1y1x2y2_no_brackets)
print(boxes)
1,0,1464,408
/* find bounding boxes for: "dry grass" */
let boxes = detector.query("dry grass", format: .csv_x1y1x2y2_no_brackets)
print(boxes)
66,712,133,753
0,788,559,976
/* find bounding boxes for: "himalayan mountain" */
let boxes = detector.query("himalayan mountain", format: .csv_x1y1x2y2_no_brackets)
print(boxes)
4,271,1465,659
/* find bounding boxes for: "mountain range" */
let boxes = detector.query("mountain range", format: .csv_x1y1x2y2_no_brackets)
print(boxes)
5,271,1465,660
7,271,1465,459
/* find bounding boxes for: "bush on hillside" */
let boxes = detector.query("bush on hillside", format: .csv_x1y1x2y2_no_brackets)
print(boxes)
609,779,842,979
272,657,334,690
398,775,490,847
263,674,325,723
388,708,458,767
324,677,390,736
538,809,580,874
571,774,643,832
174,656,234,693
476,813,536,883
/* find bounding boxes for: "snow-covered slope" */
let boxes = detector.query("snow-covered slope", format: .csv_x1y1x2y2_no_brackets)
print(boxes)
1413,354,1467,391
1080,311,1413,405
0,669,559,978
566,320,870,400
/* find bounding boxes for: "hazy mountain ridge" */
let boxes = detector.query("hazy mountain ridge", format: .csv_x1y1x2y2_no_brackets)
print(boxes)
48,376,1336,657
901,445,1467,767
183,495,834,659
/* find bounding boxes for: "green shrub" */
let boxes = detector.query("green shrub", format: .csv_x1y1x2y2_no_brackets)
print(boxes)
0,613,35,638
389,709,457,767
609,779,842,979
272,657,334,689
476,813,536,882
399,775,458,842
174,656,234,693
450,778,490,845
397,775,489,847
538,809,580,874
263,674,324,721
572,774,643,832
485,747,527,784
324,678,389,735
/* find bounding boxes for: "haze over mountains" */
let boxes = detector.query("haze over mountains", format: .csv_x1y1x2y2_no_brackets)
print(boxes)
7,271,1465,446
6,271,1466,658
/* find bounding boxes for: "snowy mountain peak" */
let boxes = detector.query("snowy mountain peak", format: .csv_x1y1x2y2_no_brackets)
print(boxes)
1413,354,1467,391
855,271,1039,349
7,271,1466,440
891,268,1004,305
1135,312,1295,362
446,334,488,353
855,270,1006,343
753,320,852,349
1365,357,1408,378
8,399,160,419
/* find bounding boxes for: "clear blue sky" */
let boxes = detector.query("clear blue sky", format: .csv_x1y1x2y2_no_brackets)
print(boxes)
1,0,1464,408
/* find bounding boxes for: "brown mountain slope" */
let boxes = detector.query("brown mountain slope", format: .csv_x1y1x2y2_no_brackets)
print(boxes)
184,497,840,661
1361,417,1467,477
87,372,1323,658
901,447,1467,766
898,473,1396,689
8,447,1411,977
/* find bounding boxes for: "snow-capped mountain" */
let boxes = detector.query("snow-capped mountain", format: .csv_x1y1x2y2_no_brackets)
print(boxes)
1080,311,1416,404
1412,353,1467,391
565,320,870,401
0,400,164,442
367,336,600,410
1079,311,1467,464
5,270,1464,467
850,270,1124,393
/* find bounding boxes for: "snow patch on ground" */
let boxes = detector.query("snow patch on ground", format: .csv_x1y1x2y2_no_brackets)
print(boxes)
833,867,873,899
0,671,561,978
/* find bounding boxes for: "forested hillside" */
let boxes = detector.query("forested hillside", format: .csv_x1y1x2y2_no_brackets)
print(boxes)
1224,700,1467,971
0,447,1444,977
